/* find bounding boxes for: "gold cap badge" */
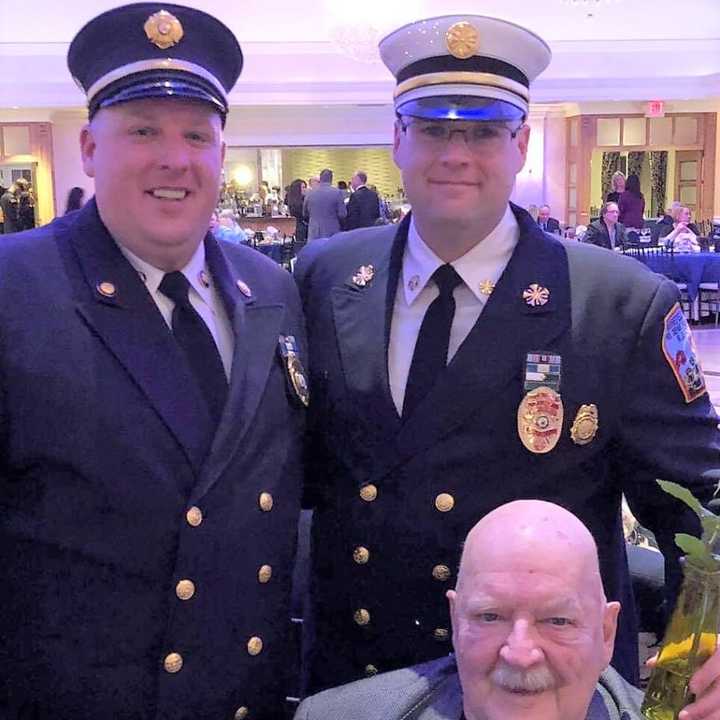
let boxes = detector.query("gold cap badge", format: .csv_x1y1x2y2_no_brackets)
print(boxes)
144,10,184,50
352,265,375,288
570,404,599,446
446,21,480,60
517,386,563,454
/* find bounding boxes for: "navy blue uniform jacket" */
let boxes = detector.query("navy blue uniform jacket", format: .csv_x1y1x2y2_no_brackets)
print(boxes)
295,205,720,693
0,200,306,719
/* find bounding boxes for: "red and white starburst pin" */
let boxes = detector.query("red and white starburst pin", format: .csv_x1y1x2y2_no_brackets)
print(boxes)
523,283,550,307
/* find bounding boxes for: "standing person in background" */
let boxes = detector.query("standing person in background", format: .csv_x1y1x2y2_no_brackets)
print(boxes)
303,168,346,240
295,12,719,695
537,204,561,234
337,180,351,202
0,4,306,719
15,179,35,231
618,173,645,231
64,186,86,214
606,170,626,204
0,179,26,234
345,171,380,230
0,183,6,233
287,178,309,245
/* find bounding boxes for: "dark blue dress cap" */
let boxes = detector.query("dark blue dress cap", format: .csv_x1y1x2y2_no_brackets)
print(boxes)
67,3,243,121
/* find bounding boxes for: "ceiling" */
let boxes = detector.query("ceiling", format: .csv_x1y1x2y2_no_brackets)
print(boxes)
1,0,719,109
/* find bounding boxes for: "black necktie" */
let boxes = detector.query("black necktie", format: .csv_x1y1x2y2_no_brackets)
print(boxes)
403,264,463,418
159,271,228,428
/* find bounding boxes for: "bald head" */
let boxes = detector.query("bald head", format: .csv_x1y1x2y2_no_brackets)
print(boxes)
457,500,605,602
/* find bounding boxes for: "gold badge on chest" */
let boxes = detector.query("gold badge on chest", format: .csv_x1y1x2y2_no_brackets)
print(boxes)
570,404,598,446
517,386,564,454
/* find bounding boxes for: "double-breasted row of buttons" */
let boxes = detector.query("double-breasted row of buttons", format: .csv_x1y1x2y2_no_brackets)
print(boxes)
353,483,454,673
161,493,276,718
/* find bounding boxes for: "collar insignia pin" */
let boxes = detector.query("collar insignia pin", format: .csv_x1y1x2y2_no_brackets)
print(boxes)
408,274,420,292
144,10,184,50
236,279,252,297
479,280,495,296
352,265,375,288
97,281,116,298
523,283,550,307
199,271,210,289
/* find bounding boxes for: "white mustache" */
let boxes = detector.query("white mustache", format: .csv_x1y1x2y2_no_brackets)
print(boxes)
490,661,556,693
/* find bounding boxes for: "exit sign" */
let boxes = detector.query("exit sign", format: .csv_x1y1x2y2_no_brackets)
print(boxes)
646,100,665,117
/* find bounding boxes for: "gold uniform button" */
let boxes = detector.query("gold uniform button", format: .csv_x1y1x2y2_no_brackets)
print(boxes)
175,579,195,601
258,564,272,584
432,564,451,581
96,281,116,298
435,493,455,512
186,506,203,527
163,652,183,673
234,707,249,720
359,484,378,502
354,608,371,626
247,636,263,656
365,664,378,677
353,546,370,564
259,492,274,512
433,627,450,641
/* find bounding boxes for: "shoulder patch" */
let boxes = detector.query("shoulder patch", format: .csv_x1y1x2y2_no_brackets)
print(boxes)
662,303,707,403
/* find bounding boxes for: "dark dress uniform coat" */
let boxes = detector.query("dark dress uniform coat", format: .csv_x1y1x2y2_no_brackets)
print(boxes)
0,200,306,720
295,205,720,693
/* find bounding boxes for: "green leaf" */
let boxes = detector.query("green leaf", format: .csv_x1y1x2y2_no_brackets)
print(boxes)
657,480,709,519
675,533,719,570
701,515,720,546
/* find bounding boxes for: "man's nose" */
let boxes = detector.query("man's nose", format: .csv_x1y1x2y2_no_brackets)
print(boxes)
499,619,544,668
158,136,191,171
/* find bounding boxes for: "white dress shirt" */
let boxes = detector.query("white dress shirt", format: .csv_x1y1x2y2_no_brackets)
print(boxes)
118,242,235,379
388,205,520,415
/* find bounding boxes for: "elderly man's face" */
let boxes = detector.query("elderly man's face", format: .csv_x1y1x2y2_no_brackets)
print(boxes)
538,206,550,223
448,507,619,720
81,98,224,269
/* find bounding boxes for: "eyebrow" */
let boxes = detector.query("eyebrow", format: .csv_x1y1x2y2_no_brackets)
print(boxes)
465,597,582,615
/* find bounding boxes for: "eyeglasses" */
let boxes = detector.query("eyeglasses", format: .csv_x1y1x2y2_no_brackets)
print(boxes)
399,118,525,152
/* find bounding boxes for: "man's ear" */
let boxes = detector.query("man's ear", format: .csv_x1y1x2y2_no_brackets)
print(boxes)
602,601,621,666
80,123,97,179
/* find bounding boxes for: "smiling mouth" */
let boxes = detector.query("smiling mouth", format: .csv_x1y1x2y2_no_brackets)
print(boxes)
147,188,190,201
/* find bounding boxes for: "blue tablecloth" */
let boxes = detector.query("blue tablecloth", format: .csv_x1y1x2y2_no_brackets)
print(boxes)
637,252,720,300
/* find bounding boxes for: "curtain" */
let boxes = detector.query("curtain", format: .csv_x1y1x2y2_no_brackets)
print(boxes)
627,151,645,180
648,151,668,218
601,152,621,201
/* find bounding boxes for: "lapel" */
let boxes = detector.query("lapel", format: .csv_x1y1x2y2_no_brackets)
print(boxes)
65,199,213,473
191,237,285,501
330,219,407,445
367,204,572,484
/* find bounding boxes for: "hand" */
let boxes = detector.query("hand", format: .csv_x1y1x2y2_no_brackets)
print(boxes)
646,644,720,720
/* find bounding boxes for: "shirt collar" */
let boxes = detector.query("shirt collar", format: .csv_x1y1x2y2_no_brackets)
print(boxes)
402,205,520,306
117,239,213,304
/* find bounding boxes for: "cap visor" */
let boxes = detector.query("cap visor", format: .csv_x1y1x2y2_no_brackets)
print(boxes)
96,77,226,115
398,96,525,122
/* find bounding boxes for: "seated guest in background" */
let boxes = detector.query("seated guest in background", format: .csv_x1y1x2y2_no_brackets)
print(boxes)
618,173,645,230
664,206,701,253
345,170,381,230
606,170,626,204
64,186,85,215
214,208,245,243
653,201,681,243
582,201,628,250
537,204,561,234
286,178,309,244
296,500,720,720
303,167,347,240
